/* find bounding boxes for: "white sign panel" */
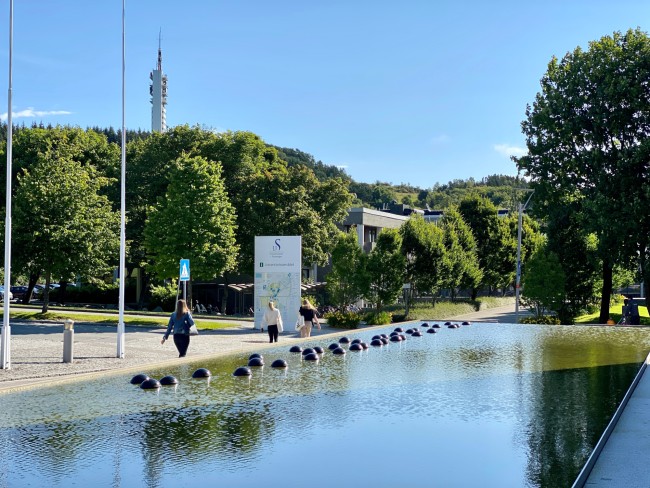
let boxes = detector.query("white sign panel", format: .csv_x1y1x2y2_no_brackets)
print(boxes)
254,236,302,332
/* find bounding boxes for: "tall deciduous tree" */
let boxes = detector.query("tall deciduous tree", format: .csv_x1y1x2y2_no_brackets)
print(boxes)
440,206,482,299
522,244,566,318
400,214,448,303
143,155,238,285
13,153,120,312
459,195,516,298
325,230,367,309
516,28,650,321
364,228,406,309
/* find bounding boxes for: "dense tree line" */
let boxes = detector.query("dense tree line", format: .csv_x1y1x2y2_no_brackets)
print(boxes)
326,194,542,311
516,28,650,323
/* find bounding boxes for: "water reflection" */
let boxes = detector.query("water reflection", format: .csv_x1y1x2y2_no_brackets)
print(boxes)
0,324,648,487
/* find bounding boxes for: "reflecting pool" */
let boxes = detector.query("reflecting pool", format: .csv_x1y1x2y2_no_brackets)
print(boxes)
1,323,648,488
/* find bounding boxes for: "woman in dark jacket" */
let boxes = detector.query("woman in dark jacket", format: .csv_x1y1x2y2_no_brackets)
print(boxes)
161,299,195,357
298,299,319,338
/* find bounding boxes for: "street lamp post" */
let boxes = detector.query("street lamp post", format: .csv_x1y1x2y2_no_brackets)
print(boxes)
1,0,14,370
515,190,534,324
116,0,126,358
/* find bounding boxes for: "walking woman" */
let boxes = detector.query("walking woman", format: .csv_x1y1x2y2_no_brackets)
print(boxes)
161,299,195,357
298,299,319,338
261,301,283,343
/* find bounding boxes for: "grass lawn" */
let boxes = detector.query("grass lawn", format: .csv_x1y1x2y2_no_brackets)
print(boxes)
1,310,239,330
574,301,650,325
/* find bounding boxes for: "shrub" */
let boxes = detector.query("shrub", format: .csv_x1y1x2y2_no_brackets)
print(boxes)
50,282,134,304
364,311,392,325
324,311,361,329
519,315,561,325
149,281,178,312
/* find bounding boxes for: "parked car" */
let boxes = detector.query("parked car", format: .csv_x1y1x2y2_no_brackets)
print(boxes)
10,285,28,301
0,286,13,302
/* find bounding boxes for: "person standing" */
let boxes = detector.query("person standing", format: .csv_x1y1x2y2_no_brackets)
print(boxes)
298,299,319,338
161,299,195,357
261,301,283,343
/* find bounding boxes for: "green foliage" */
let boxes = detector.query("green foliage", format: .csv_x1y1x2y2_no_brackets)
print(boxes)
522,245,566,316
364,228,406,308
440,205,482,297
400,214,448,298
519,315,561,325
325,230,368,309
11,132,121,312
516,28,650,321
324,310,361,328
459,195,516,295
49,282,131,305
149,281,178,311
364,311,393,325
144,154,239,280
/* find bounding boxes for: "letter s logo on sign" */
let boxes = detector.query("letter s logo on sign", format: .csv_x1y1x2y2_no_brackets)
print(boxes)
273,239,281,251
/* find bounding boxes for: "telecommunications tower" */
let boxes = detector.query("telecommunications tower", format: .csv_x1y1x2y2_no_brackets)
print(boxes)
150,31,168,132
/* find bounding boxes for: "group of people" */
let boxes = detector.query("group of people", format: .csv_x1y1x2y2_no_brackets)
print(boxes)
161,298,322,357
260,299,320,343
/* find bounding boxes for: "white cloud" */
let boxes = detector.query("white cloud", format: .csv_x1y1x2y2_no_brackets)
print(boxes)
0,107,72,122
494,143,527,158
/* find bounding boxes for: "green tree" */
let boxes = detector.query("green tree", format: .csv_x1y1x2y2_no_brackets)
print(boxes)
325,230,367,309
440,205,482,299
522,245,566,318
459,195,516,297
13,153,120,312
143,155,238,284
400,214,448,303
364,228,406,309
516,28,650,321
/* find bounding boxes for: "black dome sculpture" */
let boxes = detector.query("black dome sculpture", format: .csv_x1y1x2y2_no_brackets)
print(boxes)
351,338,362,345
390,335,402,342
462,321,471,326
249,353,263,360
304,353,319,361
421,322,429,327
394,327,404,333
130,373,150,385
248,357,264,367
192,368,212,378
380,337,389,345
411,330,422,337
233,366,252,377
140,378,161,390
159,375,178,386
290,346,303,353
313,346,325,354
370,339,383,347
349,343,363,351
328,343,341,351
332,347,347,355
271,359,288,368
427,328,438,334
339,337,351,344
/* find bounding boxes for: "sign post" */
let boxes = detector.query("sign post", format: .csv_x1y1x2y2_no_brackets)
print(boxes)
254,237,301,332
179,258,190,302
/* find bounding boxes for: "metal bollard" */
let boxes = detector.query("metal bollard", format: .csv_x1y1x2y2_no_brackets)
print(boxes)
63,319,74,363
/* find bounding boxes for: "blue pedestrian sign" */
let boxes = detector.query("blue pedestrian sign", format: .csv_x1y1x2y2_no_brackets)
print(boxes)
179,259,190,282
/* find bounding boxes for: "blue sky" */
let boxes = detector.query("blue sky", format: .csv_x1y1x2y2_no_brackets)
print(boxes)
0,1,648,188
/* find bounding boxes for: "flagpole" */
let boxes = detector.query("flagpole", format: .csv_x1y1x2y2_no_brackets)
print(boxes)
1,0,14,370
117,0,126,358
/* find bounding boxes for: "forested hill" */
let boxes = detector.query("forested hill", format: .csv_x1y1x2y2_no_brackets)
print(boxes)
0,123,526,212
271,144,528,212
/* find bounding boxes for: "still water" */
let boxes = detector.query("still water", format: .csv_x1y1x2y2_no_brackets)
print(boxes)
1,323,648,488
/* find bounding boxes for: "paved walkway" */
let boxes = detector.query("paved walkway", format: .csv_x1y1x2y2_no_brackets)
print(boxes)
0,304,523,393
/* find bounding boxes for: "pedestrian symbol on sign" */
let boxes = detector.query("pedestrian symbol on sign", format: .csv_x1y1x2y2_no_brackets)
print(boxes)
179,259,190,282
